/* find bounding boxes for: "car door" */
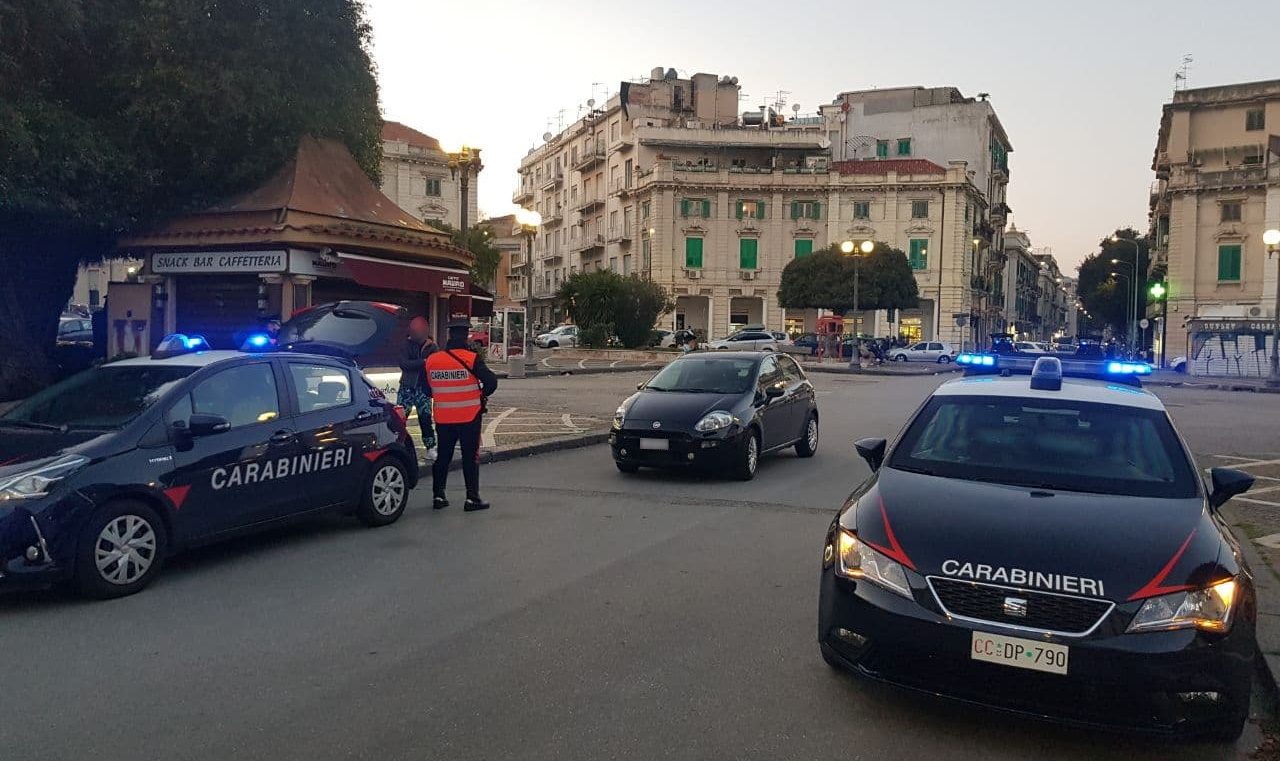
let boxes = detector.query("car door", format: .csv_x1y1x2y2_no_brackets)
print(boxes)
776,355,811,436
161,361,303,540
754,355,789,449
927,342,945,360
283,360,374,511
908,342,928,360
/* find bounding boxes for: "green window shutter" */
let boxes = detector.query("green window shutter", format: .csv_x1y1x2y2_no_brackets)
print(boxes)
909,239,928,270
739,238,758,270
701,199,711,218
790,201,801,220
794,239,813,258
876,141,889,158
810,201,821,220
680,198,690,217
1218,245,1241,281
735,201,744,219
685,237,703,269
897,138,911,156
755,200,766,220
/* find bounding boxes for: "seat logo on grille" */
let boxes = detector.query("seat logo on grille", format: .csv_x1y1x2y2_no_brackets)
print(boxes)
652,421,662,429
1003,597,1028,618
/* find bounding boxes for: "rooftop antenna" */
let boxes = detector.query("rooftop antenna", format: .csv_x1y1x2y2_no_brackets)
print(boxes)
556,108,566,131
771,89,791,112
1175,53,1193,91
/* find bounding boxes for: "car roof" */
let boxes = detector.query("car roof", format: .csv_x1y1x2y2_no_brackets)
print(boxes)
934,374,1166,411
107,349,354,370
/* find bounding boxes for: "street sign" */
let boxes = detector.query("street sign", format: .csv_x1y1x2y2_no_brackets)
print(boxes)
1139,318,1150,329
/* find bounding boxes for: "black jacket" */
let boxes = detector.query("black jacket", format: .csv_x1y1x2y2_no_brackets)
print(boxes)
441,337,499,398
398,337,437,389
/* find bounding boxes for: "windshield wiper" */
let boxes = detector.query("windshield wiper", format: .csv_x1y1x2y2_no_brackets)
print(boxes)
643,385,671,392
0,419,69,433
891,464,945,478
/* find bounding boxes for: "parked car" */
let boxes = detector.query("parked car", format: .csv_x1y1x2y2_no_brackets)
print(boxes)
468,325,490,348
1014,341,1047,355
535,325,579,348
650,329,679,348
57,316,94,345
890,341,955,363
791,333,820,355
706,328,779,352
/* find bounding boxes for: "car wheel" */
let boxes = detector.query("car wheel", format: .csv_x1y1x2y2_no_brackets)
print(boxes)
357,457,409,527
615,461,640,474
937,355,951,364
74,500,167,599
894,354,907,362
547,340,559,349
733,429,760,481
795,414,819,458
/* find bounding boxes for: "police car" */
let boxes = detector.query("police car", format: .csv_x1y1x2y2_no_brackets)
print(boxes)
818,354,1258,740
0,301,419,599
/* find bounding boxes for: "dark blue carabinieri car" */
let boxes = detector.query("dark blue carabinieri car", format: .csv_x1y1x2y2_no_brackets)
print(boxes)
818,355,1259,741
0,301,418,599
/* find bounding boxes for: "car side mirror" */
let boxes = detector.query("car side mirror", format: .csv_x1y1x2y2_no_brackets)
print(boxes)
1208,467,1255,509
854,437,887,472
187,413,231,437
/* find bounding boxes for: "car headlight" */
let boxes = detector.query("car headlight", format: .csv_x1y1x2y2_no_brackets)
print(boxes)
834,528,912,599
613,403,627,429
694,411,734,433
1127,578,1237,633
0,455,89,501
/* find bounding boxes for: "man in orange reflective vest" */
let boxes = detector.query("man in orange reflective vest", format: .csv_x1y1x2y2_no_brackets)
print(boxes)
425,319,499,511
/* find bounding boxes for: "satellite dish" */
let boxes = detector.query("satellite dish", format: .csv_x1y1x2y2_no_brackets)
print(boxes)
845,135,875,159
792,104,801,113
587,98,595,108
542,132,553,142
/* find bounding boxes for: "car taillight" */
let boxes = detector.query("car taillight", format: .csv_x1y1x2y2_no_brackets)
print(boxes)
391,405,409,431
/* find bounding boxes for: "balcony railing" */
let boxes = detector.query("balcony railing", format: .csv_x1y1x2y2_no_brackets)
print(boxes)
573,233,605,253
540,171,564,191
573,144,606,171
609,178,634,197
1190,166,1275,190
512,187,534,204
541,210,563,227
576,194,605,213
607,226,632,244
611,134,635,152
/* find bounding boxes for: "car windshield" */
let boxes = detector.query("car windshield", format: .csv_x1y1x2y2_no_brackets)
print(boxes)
644,357,757,394
888,395,1198,498
1,365,195,430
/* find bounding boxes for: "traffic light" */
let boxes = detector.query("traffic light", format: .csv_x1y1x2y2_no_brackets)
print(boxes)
1149,282,1167,300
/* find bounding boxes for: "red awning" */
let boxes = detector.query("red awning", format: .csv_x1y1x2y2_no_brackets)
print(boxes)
341,253,470,294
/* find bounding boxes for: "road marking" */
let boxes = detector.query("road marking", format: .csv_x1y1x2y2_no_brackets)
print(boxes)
1243,484,1280,496
1235,496,1280,507
482,407,517,447
540,356,553,367
1213,456,1280,469
578,359,589,369
610,359,622,368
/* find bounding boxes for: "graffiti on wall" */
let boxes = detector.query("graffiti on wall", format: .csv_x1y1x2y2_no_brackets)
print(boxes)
1188,319,1276,377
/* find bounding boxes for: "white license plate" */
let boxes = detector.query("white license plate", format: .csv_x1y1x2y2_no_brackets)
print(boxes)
638,438,669,450
970,631,1068,675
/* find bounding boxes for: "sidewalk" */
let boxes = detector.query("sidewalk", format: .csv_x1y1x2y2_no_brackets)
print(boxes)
406,404,609,467
1146,370,1280,393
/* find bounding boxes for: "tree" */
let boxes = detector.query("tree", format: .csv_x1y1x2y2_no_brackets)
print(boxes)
430,221,501,289
1077,228,1150,340
0,0,382,400
556,271,674,349
777,243,919,316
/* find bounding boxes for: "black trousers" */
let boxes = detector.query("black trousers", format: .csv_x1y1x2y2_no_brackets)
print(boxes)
433,417,482,498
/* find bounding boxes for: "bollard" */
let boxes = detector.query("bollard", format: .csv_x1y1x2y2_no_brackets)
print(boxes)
508,356,526,378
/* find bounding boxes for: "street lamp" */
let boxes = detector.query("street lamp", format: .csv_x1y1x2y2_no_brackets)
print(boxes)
1109,271,1132,350
1109,235,1142,349
840,240,875,342
446,145,483,234
1149,281,1168,368
514,207,542,372
1265,227,1280,385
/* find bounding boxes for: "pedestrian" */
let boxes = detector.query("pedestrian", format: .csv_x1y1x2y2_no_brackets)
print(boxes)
397,316,438,457
426,318,499,511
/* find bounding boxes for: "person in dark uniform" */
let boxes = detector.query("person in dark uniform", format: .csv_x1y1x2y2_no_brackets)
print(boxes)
425,319,499,511
397,316,438,453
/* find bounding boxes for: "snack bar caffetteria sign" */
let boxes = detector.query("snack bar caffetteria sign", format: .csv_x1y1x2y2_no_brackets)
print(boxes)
151,250,288,274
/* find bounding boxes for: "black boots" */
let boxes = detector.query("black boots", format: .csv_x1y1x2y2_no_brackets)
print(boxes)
432,495,449,510
464,496,490,512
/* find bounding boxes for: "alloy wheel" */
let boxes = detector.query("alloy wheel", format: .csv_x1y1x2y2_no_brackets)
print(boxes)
94,515,157,586
806,419,819,451
371,464,407,516
747,434,759,474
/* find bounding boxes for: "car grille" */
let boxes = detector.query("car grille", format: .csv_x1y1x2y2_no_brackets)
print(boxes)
927,576,1113,636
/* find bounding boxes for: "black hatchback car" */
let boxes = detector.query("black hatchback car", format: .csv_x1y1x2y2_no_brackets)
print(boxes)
610,351,818,480
0,301,418,599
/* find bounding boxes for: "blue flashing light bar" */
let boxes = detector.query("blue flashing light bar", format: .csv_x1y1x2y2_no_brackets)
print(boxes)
154,333,210,359
956,353,996,367
246,333,270,348
1105,361,1152,376
957,353,1154,386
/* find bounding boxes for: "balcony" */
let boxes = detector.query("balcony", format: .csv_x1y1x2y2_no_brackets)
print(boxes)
540,247,564,263
541,171,564,191
512,186,534,204
609,178,634,198
1187,165,1276,190
574,233,605,254
611,134,635,152
607,226,633,244
576,194,605,213
573,144,606,171
541,210,564,227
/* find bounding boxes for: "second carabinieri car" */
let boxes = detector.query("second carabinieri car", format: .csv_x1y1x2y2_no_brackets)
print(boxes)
818,354,1259,741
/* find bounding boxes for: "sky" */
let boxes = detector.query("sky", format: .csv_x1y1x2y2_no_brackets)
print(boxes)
365,0,1280,273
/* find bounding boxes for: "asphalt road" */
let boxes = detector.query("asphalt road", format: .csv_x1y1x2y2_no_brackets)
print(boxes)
1,373,1275,760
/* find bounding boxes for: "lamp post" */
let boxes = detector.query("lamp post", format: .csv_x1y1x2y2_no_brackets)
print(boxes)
1109,235,1142,350
1265,228,1280,385
1109,271,1132,351
1149,281,1168,368
840,240,875,342
447,146,483,234
514,208,542,373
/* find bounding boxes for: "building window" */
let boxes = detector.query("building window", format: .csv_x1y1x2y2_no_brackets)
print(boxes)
736,200,766,220
684,237,704,269
641,200,650,219
1221,202,1243,222
622,254,632,275
876,140,889,158
680,198,711,218
1246,108,1266,131
425,178,442,196
794,239,814,258
790,200,822,220
911,200,929,219
739,238,759,270
1217,245,1241,282
853,201,871,220
642,238,652,271
896,138,912,156
909,239,929,270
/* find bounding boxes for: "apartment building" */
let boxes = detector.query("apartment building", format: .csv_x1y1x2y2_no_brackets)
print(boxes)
380,121,480,230
480,214,525,311
1003,225,1042,338
514,70,997,344
1034,253,1069,340
1149,79,1280,374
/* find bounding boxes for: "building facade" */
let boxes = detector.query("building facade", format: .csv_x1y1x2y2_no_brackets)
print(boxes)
514,71,1003,345
381,121,481,230
1149,79,1280,375
1003,225,1042,338
67,258,142,312
480,214,526,311
1034,253,1069,340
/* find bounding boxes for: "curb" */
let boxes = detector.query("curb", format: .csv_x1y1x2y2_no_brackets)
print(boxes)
431,432,610,472
1145,379,1280,394
802,364,958,377
495,365,658,379
1223,503,1280,700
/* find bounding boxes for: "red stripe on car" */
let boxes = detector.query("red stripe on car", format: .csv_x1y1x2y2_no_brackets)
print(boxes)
1127,528,1197,601
862,495,917,571
363,448,387,462
163,485,192,510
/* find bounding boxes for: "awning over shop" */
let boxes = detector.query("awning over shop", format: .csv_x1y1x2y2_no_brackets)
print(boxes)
341,252,470,294
469,284,494,318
